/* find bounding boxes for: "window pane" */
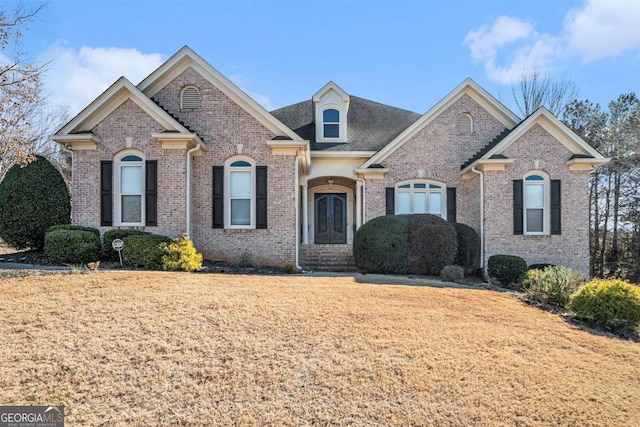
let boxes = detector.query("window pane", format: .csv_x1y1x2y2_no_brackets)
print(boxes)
525,184,544,207
429,184,441,189
230,161,251,167
526,209,544,232
323,109,339,123
121,166,142,194
526,175,544,181
121,195,142,223
231,199,251,225
121,155,142,162
324,124,339,138
413,192,427,213
398,184,410,189
414,183,426,189
397,192,410,214
429,192,442,214
230,171,251,197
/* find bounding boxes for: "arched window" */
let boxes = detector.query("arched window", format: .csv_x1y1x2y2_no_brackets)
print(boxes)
456,113,473,134
181,86,201,109
395,180,446,218
322,108,340,138
225,157,255,228
524,172,549,234
115,150,145,225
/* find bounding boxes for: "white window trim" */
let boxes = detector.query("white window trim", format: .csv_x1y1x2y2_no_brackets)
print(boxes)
523,171,550,235
316,104,347,143
181,85,200,110
456,113,473,134
224,156,256,229
395,179,447,219
114,149,145,227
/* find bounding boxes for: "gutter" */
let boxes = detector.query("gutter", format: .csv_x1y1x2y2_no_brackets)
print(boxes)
471,167,485,277
185,142,202,237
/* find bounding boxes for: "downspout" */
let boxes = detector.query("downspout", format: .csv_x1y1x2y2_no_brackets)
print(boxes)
355,176,366,227
295,156,302,271
185,142,201,237
471,167,485,277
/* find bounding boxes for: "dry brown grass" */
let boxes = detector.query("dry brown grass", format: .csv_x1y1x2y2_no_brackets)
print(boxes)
0,271,638,426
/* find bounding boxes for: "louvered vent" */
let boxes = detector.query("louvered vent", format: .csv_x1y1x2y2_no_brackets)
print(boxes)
181,86,201,109
456,114,473,134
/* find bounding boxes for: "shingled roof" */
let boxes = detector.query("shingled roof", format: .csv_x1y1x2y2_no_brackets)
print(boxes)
271,96,421,151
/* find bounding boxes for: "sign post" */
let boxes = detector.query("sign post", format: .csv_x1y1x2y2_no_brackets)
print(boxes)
112,239,124,266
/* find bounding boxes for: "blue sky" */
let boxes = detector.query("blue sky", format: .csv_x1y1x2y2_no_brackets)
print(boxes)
9,0,640,117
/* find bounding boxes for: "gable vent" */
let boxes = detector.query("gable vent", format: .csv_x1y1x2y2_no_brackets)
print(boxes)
181,86,201,109
456,114,473,134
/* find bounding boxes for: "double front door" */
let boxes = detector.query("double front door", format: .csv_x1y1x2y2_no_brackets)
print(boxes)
314,193,347,244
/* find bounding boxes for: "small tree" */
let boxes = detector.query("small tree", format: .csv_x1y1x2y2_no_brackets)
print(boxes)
0,156,70,250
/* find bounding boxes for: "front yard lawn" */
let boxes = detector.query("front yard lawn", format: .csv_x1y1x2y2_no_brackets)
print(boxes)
0,272,638,426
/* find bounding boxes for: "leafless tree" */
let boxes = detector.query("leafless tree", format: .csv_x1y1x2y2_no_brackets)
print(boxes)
512,69,578,117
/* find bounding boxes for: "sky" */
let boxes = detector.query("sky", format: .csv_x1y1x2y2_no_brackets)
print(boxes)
6,0,640,118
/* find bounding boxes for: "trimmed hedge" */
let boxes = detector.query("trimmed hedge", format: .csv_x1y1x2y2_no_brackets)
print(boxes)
488,255,528,286
0,156,70,250
161,233,203,272
47,224,100,237
452,222,480,274
406,214,457,275
44,229,101,264
103,229,150,260
568,278,640,333
122,233,172,270
353,215,409,274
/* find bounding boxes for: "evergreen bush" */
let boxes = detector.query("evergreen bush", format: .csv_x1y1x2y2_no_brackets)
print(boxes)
0,156,70,250
103,229,150,260
568,278,640,333
406,214,457,275
353,215,409,274
522,265,585,306
452,222,480,274
44,229,101,264
47,224,100,237
122,233,172,270
161,233,203,272
488,255,528,287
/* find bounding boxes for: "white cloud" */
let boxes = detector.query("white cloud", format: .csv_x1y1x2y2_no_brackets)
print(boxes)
564,0,640,61
40,43,165,115
465,0,640,84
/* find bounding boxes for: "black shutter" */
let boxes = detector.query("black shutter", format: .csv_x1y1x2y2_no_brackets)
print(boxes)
513,180,523,235
145,160,158,226
256,166,268,229
100,161,113,226
212,166,224,228
385,187,395,215
551,179,561,235
446,187,457,223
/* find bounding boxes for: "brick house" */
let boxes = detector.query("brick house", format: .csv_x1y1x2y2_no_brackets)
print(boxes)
52,46,608,274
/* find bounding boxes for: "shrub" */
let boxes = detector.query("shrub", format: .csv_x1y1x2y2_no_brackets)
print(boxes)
488,255,528,287
441,265,464,283
103,229,150,260
568,279,640,333
283,263,295,274
528,263,555,271
407,214,457,275
161,233,203,272
47,224,100,237
44,229,101,264
122,233,172,270
353,215,409,274
522,266,586,306
0,156,70,250
452,222,480,274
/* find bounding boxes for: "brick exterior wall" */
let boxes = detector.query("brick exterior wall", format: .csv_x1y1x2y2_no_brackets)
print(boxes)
483,124,590,274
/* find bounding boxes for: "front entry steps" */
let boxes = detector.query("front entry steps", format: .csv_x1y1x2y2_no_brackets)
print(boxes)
299,244,359,272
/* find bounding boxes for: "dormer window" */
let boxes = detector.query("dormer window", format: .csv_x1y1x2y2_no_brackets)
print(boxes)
181,86,200,109
323,109,340,138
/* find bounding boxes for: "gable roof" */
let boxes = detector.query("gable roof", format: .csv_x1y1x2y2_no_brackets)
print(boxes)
271,96,421,151
137,46,304,142
459,107,609,175
52,77,200,140
360,78,520,168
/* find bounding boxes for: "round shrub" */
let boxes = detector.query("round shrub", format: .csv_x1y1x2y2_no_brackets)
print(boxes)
0,156,70,250
522,265,585,306
47,224,100,237
407,214,457,275
452,222,480,274
353,215,409,274
161,233,203,272
103,229,150,260
441,265,464,283
568,278,640,333
122,233,172,270
488,254,528,287
44,229,101,264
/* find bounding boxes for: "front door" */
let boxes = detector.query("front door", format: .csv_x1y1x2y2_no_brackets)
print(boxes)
314,193,347,244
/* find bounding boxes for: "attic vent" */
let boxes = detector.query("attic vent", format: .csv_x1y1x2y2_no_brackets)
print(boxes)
456,113,473,134
181,86,200,109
